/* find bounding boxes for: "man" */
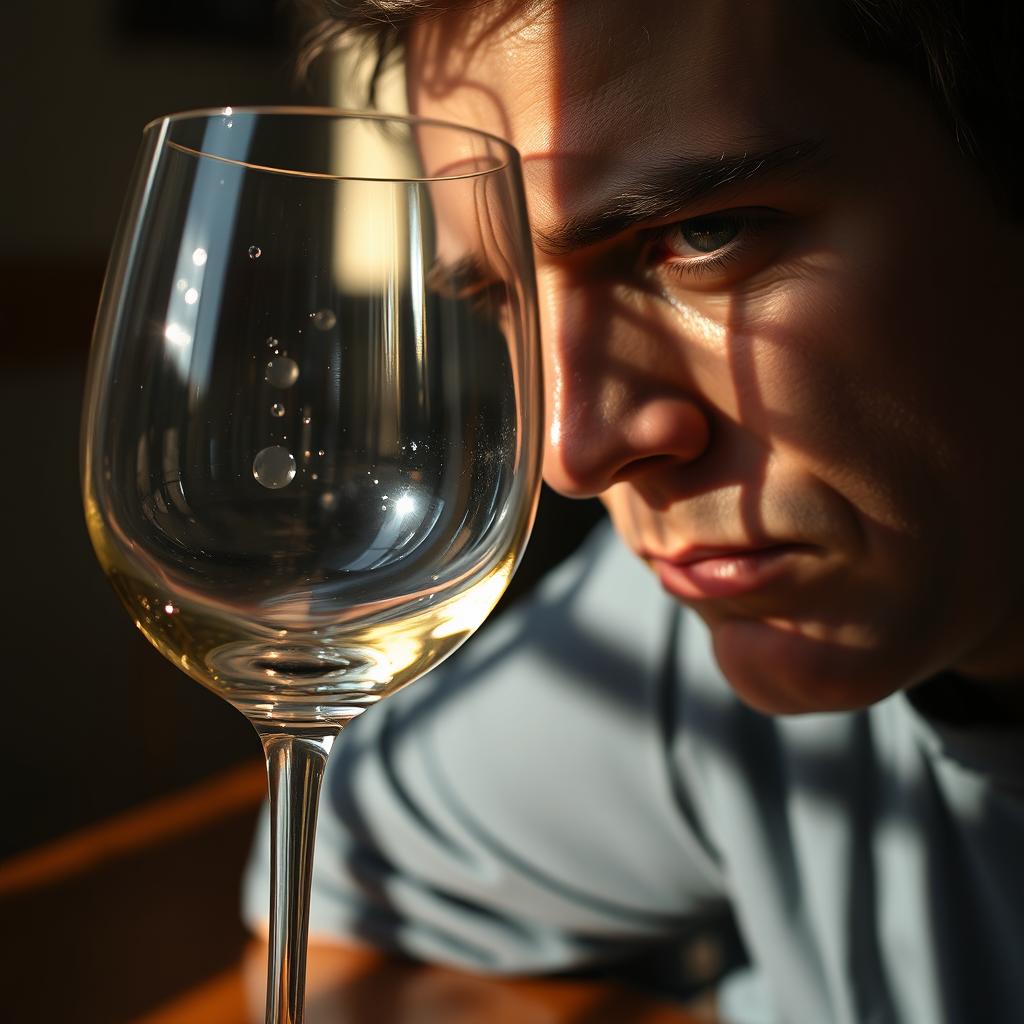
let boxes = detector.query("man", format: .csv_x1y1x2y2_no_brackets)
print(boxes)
247,2,1024,1020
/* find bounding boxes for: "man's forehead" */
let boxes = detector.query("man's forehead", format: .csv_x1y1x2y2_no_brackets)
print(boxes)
408,0,832,235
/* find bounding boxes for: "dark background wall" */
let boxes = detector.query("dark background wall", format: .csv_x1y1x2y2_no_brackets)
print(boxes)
1,0,318,859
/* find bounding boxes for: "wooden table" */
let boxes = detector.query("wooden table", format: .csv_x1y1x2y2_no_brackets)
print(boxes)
140,941,713,1023
1,759,712,1023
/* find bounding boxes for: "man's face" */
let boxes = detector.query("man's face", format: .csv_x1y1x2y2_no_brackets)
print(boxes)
408,0,1024,713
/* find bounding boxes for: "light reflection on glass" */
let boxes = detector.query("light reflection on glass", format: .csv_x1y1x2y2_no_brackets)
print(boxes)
164,322,191,348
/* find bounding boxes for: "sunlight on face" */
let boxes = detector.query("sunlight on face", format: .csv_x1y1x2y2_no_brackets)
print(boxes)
409,0,1024,712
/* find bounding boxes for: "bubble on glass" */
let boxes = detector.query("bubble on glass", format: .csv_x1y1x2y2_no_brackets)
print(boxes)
248,245,262,260
265,356,299,388
303,416,311,425
266,336,279,350
410,441,418,452
253,446,296,489
318,449,325,457
192,248,207,267
184,287,199,305
271,402,285,418
164,603,176,615
311,309,337,331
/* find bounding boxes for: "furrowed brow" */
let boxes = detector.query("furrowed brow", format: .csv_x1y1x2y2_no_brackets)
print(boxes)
534,139,825,257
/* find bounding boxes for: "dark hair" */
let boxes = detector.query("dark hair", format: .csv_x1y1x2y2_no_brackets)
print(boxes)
301,0,1022,209
832,1,1020,209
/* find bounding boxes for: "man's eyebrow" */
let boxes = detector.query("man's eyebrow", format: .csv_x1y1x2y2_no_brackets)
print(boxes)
533,139,826,257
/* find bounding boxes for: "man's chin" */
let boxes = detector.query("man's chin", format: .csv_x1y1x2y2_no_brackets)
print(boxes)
709,616,914,715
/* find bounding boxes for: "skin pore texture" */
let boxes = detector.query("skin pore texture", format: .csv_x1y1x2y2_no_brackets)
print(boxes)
405,0,1024,715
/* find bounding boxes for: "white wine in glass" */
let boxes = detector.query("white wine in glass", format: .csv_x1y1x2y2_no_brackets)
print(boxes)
81,107,542,1023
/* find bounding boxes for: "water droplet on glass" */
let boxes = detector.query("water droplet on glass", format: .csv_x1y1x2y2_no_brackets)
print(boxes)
248,245,262,260
318,449,325,457
192,248,207,267
310,473,318,481
164,603,176,615
266,336,279,350
253,446,296,489
311,309,336,331
373,478,379,485
381,505,387,511
265,356,299,388
303,416,311,425
271,402,285,418
224,118,233,128
410,441,418,452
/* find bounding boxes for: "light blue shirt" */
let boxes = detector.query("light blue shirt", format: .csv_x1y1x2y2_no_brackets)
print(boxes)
244,522,1024,1023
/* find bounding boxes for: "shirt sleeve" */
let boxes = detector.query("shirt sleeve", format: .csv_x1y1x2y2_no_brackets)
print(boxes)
242,523,730,974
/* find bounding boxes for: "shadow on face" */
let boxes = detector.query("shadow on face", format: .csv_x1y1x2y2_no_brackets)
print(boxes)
407,0,1024,712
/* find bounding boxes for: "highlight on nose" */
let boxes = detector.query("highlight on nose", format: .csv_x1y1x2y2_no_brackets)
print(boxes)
543,393,712,498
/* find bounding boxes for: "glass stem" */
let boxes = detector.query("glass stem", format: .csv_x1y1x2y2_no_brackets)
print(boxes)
253,721,340,1024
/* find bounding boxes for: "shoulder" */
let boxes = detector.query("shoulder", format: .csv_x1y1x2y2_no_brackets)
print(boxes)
449,519,680,688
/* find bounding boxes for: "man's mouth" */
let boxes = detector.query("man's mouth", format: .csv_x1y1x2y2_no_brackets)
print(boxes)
645,544,815,601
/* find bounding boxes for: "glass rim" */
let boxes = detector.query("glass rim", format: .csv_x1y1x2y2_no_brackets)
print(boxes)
145,105,522,183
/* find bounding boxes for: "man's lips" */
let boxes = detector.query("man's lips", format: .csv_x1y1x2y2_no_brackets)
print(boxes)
645,544,814,601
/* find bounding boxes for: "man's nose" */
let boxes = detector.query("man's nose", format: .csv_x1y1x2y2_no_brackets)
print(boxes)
539,274,712,499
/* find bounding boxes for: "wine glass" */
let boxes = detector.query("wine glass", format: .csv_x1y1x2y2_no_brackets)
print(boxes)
80,107,542,1023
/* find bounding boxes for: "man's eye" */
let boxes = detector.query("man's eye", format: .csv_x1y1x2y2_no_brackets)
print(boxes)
665,213,746,256
644,208,784,287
